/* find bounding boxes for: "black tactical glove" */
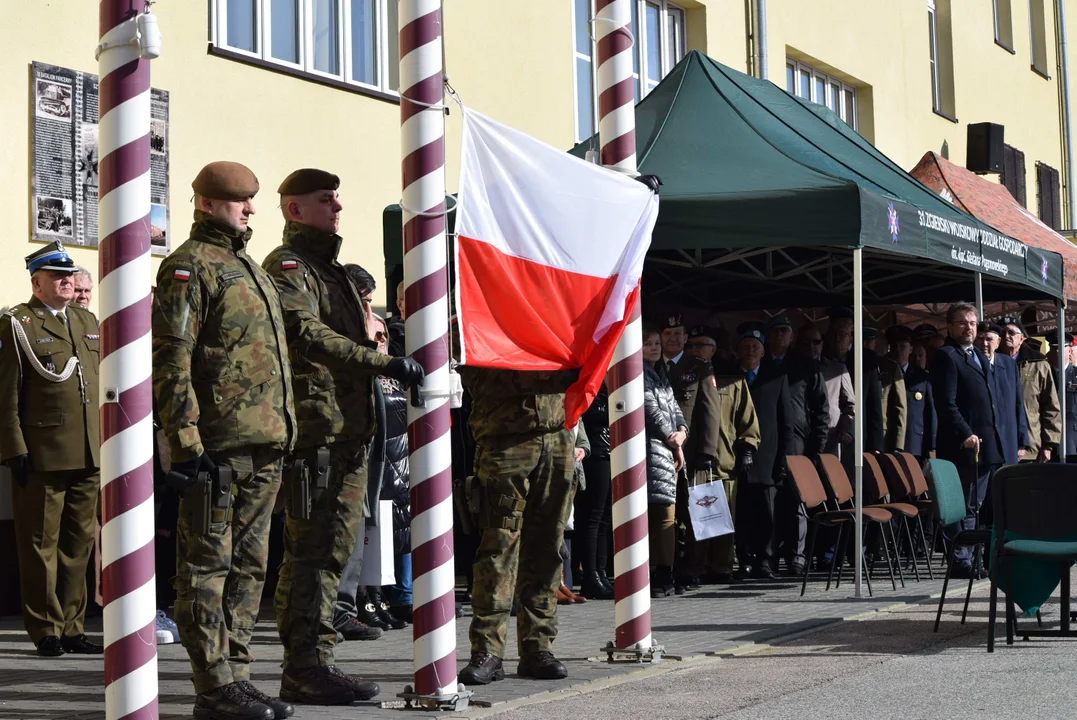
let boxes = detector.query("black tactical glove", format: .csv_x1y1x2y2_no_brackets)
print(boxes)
168,451,216,488
734,444,755,476
634,174,663,194
693,454,715,474
4,454,32,488
386,356,426,387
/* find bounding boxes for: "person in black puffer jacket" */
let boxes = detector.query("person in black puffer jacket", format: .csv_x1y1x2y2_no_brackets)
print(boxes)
576,381,614,599
642,328,687,597
380,376,412,619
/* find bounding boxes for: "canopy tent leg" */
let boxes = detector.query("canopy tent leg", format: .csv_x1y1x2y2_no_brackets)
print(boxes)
975,272,984,318
1060,300,1067,458
853,247,864,598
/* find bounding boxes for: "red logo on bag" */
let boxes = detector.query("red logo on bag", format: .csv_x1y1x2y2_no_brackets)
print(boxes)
695,495,719,508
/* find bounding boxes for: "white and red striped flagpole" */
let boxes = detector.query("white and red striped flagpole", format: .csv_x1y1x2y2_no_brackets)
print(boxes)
399,0,459,699
595,0,654,653
97,2,158,718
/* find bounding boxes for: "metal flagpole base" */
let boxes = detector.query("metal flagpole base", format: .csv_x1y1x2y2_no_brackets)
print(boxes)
397,685,473,712
602,640,665,664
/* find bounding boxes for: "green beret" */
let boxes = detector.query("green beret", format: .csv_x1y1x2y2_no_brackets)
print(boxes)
192,161,259,201
278,168,340,196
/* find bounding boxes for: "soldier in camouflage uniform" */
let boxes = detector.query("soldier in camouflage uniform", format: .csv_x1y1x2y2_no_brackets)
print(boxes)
262,169,423,705
152,162,296,720
457,366,578,685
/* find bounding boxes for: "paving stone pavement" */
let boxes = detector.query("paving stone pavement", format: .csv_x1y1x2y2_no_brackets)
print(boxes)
0,566,958,720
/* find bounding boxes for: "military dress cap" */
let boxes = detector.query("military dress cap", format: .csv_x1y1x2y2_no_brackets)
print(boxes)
977,322,1003,337
661,313,686,330
886,325,913,343
999,316,1027,336
688,325,718,341
1067,332,1077,346
738,327,765,346
192,161,259,200
278,168,340,195
912,323,939,340
863,326,878,340
765,313,792,330
828,306,855,320
25,241,77,274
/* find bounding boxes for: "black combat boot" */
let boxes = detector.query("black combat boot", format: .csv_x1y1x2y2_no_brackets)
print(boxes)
194,682,274,720
356,596,390,630
517,650,568,680
234,681,294,719
579,570,614,600
336,616,383,641
279,666,355,706
597,568,615,595
458,650,505,685
650,566,674,598
323,665,380,700
370,589,407,630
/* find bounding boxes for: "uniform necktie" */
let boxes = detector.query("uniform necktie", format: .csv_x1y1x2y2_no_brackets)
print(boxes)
667,359,676,374
745,369,756,384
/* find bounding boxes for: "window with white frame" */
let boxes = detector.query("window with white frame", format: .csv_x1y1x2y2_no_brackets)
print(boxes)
785,59,857,130
213,0,400,94
572,0,687,143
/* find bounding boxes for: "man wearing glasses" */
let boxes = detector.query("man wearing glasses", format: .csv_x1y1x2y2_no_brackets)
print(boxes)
930,303,1002,579
999,317,1060,464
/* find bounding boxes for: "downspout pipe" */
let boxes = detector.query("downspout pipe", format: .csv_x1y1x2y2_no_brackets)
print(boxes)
756,0,767,80
1059,0,1076,228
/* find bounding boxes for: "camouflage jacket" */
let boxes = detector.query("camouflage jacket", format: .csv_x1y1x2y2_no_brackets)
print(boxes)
458,366,577,444
152,212,296,463
263,222,391,449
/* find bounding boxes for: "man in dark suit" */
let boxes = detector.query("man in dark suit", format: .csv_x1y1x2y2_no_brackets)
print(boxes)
889,326,936,459
736,324,796,579
977,322,1028,467
929,302,1004,578
765,314,829,576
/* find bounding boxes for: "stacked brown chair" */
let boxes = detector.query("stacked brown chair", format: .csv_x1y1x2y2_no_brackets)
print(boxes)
897,451,939,572
878,453,933,580
816,454,901,592
862,452,921,586
786,456,895,597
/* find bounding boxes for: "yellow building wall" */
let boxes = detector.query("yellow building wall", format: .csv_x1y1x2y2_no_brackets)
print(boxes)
0,0,1071,323
767,0,1065,215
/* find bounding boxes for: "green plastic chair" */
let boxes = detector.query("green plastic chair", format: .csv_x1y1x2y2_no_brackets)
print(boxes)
987,464,1077,652
926,458,990,631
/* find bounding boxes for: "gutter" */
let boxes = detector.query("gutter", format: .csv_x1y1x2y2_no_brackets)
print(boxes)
1058,0,1076,229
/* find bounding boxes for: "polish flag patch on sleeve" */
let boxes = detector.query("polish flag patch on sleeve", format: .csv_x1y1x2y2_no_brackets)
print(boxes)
174,268,191,281
281,260,298,271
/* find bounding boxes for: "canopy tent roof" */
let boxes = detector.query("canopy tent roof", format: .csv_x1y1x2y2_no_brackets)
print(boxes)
909,151,1077,300
569,50,1062,308
382,50,1063,314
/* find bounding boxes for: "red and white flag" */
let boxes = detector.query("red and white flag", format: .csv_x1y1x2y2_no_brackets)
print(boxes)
455,108,659,428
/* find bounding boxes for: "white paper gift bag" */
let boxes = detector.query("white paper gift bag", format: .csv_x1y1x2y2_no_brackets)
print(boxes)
357,499,397,587
687,473,735,541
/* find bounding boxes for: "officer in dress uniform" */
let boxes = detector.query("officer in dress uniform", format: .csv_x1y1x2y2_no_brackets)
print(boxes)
0,242,102,657
262,169,422,705
153,162,297,720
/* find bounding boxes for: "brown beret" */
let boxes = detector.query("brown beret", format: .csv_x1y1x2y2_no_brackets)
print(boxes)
278,168,340,196
192,161,259,201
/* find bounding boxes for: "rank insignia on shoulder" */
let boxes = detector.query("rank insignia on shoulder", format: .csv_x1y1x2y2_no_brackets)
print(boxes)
85,334,99,340
174,269,192,281
20,316,31,325
281,260,298,270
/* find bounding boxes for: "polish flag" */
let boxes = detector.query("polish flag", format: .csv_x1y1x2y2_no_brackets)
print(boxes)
455,108,659,428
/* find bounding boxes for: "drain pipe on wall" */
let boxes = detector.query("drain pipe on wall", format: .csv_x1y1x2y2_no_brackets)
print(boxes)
1058,0,1076,228
756,0,768,80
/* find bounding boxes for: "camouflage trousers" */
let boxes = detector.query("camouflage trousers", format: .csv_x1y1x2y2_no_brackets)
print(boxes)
275,442,367,671
174,445,284,694
470,429,575,658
